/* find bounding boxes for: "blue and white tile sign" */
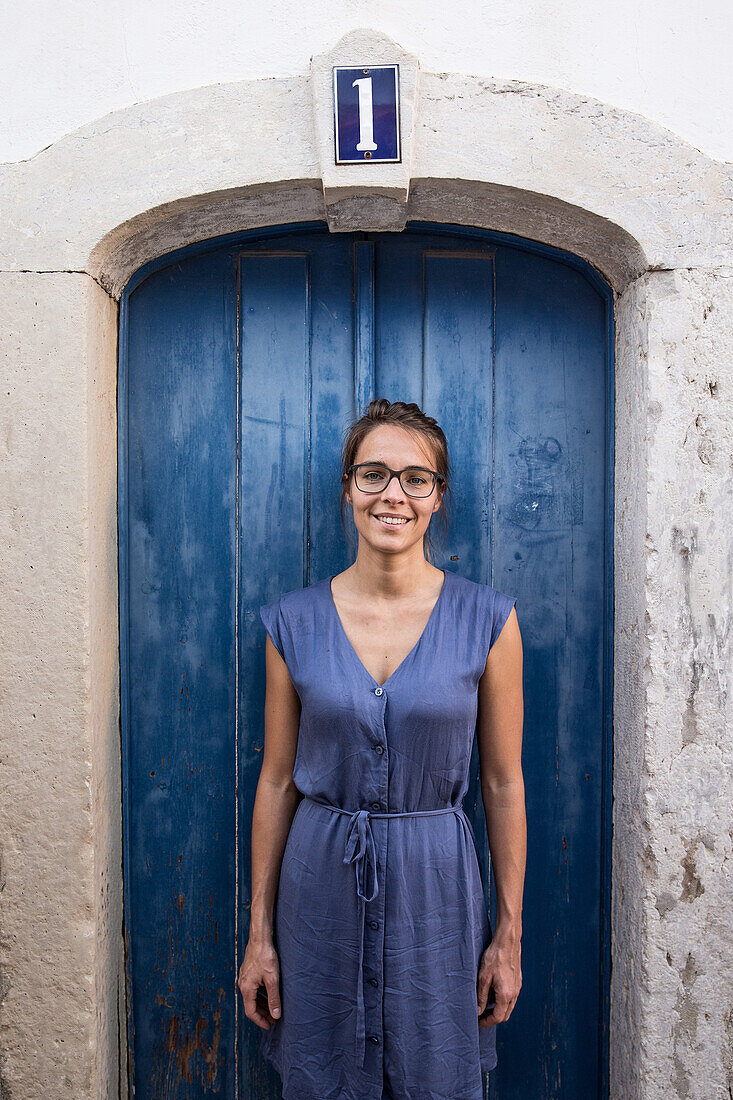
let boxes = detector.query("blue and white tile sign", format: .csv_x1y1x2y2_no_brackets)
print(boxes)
333,65,401,164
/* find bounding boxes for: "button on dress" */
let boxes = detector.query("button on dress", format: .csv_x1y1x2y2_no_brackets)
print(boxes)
257,568,517,1100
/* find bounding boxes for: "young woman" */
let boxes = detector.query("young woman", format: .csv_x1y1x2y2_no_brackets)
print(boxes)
238,399,525,1099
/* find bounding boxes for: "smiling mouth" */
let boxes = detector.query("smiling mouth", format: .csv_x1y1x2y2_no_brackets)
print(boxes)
373,515,411,527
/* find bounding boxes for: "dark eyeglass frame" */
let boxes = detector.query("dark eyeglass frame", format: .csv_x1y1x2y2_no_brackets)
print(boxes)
346,462,446,498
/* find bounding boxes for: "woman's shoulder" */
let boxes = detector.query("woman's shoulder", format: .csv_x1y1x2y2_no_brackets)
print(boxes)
448,573,517,657
261,575,328,616
259,576,328,660
450,571,516,606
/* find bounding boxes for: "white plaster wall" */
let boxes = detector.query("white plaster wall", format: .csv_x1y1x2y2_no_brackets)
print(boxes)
0,272,107,1098
640,268,733,1099
613,269,733,1099
3,0,733,164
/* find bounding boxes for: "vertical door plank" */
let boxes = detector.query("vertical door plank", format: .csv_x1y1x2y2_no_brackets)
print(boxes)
237,252,310,1098
492,246,608,1099
125,251,238,1096
422,251,495,584
354,240,376,414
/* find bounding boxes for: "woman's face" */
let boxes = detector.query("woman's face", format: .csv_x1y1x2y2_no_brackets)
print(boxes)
345,425,445,556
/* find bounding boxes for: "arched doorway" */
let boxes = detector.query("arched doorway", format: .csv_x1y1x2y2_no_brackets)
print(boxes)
119,222,613,1099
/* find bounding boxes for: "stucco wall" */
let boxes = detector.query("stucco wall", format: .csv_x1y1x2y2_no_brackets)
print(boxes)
0,272,115,1098
0,25,731,1100
640,269,733,1098
613,270,733,1099
3,0,732,162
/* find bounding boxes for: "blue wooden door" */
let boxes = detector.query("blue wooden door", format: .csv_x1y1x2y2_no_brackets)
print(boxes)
120,225,612,1099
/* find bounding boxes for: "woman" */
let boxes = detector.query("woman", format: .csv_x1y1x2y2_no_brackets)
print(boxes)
238,399,525,1099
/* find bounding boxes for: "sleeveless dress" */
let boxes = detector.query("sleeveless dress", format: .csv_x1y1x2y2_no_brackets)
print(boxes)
257,568,517,1100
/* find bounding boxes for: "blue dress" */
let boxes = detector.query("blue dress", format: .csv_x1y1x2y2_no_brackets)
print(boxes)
258,568,517,1100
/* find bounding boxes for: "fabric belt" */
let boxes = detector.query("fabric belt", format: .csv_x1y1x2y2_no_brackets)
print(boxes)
303,794,477,1069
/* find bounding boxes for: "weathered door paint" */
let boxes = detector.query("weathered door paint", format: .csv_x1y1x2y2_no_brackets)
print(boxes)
119,224,613,1099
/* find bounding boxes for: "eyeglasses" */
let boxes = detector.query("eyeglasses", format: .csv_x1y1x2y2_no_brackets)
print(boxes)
347,463,445,499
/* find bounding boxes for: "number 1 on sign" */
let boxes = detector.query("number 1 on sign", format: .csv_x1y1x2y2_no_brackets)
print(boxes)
352,78,378,152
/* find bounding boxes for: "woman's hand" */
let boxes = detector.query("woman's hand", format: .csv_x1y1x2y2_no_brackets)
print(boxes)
238,936,282,1030
476,932,522,1027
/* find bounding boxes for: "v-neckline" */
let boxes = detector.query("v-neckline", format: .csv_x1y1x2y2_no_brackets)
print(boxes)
327,569,450,689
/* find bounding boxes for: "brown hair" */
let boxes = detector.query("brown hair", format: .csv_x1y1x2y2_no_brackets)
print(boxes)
339,399,452,564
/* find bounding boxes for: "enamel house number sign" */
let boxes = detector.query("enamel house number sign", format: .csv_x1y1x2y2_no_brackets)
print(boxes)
333,65,401,164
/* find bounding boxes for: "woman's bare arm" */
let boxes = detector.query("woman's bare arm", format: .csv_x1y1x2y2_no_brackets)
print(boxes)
239,634,302,1029
475,607,526,1027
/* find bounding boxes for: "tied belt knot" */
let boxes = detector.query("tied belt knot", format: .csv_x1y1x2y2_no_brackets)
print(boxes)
343,808,380,902
304,795,478,1070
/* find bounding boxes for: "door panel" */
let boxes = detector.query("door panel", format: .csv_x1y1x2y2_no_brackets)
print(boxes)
493,247,609,1097
121,227,612,1099
379,248,496,581
125,250,238,1095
